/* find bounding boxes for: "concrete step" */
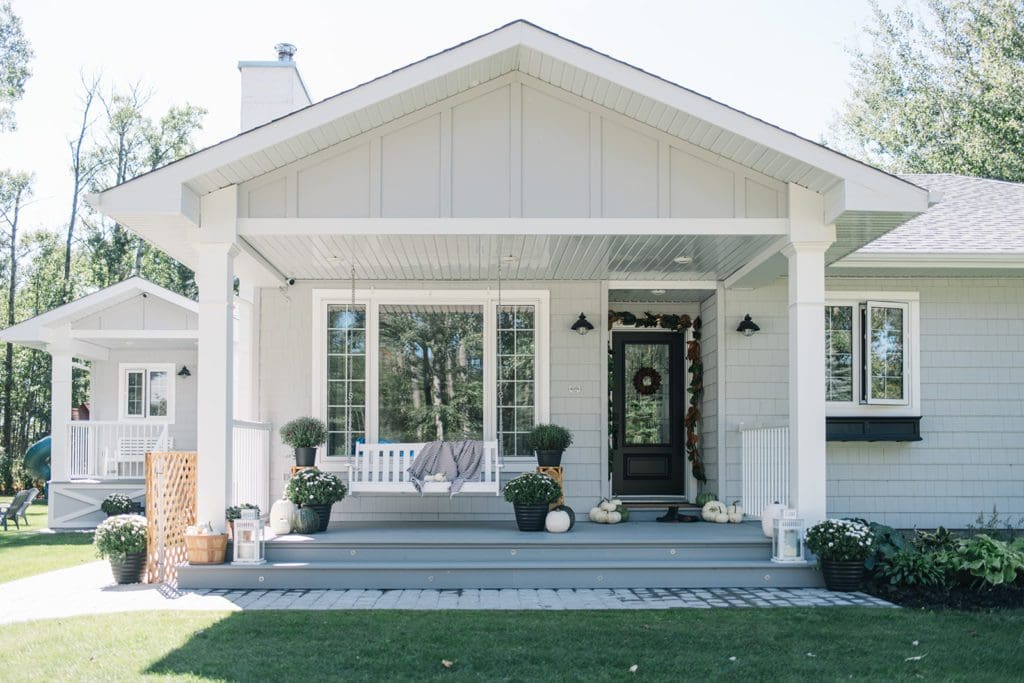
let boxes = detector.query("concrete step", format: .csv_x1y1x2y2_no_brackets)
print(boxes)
178,559,821,590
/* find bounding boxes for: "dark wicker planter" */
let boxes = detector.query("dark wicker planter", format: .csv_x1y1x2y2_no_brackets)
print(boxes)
513,503,549,532
109,551,146,584
295,447,317,467
536,450,563,467
820,559,865,592
308,503,333,532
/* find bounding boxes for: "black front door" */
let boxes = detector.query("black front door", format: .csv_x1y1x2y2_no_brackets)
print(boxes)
612,332,685,497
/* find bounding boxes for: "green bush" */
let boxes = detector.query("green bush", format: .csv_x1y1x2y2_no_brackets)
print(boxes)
914,525,957,552
949,534,1024,588
878,549,950,589
279,417,328,449
502,472,562,505
225,503,261,521
100,493,135,516
864,521,907,571
526,424,573,452
285,468,347,505
94,515,148,562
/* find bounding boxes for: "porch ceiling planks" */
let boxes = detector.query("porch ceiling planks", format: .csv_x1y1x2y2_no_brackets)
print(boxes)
241,232,780,281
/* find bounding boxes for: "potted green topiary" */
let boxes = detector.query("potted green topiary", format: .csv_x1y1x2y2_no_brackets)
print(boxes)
285,468,348,532
94,514,148,584
526,424,574,467
225,503,261,538
280,417,328,466
503,472,562,531
100,493,135,517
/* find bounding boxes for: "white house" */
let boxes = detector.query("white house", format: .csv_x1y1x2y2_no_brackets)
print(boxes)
12,21,1024,536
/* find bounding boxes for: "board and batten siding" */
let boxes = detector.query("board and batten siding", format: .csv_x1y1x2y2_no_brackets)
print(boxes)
721,276,1024,528
257,280,606,521
237,76,788,221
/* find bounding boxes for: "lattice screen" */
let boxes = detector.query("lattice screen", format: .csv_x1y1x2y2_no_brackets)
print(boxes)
145,451,197,585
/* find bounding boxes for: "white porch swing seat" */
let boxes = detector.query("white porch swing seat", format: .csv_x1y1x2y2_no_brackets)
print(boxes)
348,441,502,494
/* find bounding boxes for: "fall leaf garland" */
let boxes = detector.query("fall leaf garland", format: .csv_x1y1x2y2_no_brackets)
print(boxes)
608,311,707,484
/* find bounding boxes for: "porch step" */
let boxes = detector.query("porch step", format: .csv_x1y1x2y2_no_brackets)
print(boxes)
177,559,821,590
176,520,822,590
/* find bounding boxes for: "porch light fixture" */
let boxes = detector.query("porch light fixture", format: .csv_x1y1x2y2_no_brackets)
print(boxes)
570,313,594,336
672,255,693,265
736,314,760,337
650,289,666,295
771,510,805,563
177,366,191,378
232,507,266,565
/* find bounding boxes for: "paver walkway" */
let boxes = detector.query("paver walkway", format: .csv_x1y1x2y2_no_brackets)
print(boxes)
0,561,893,625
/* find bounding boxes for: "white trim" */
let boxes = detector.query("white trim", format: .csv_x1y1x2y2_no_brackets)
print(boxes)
70,329,199,340
824,291,920,418
117,362,176,422
607,280,718,290
834,252,1024,269
864,301,910,406
311,288,550,470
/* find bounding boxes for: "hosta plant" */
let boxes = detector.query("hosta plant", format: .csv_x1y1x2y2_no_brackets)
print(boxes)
502,472,562,505
878,549,951,589
950,534,1024,587
285,468,347,505
94,514,148,562
805,519,874,562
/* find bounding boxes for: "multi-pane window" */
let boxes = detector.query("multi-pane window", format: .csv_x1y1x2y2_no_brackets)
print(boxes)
121,365,173,420
824,299,910,407
497,305,535,456
325,305,366,456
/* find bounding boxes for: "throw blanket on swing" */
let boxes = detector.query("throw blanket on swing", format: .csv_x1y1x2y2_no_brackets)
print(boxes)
407,440,485,495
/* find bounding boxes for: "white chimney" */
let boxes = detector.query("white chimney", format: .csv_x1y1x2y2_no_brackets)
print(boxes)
238,42,312,132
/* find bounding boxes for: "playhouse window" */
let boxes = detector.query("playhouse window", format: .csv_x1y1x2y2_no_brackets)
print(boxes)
119,364,174,420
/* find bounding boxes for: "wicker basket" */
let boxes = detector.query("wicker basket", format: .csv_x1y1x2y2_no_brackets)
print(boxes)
184,533,228,565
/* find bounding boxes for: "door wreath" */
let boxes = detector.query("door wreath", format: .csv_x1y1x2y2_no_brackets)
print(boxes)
632,367,662,395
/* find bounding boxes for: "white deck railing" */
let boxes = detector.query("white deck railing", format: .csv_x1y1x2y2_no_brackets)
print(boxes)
740,424,790,518
232,420,271,513
68,421,172,480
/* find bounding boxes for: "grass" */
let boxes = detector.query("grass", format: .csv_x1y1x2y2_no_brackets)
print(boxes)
0,497,96,584
4,608,1024,681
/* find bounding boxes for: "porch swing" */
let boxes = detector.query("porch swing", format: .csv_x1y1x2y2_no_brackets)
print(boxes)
347,263,503,495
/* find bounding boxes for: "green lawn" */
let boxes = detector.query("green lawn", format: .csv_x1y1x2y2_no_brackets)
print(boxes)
4,608,1023,681
0,498,96,584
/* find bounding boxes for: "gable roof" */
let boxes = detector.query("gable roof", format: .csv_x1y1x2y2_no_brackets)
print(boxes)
834,174,1024,273
90,19,929,273
0,277,198,353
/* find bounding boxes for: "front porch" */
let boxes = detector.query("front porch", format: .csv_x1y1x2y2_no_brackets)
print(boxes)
177,517,820,590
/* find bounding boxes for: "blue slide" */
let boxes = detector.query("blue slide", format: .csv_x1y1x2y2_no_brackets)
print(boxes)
23,435,51,481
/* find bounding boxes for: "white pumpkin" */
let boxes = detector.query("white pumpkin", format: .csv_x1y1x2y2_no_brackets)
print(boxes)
610,499,622,507
589,506,603,522
594,509,610,523
600,499,618,513
713,512,730,524
761,502,786,538
726,502,744,523
701,500,727,522
606,511,622,524
269,497,296,535
545,509,572,533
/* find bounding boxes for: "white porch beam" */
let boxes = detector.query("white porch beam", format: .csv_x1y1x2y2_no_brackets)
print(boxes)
67,339,110,361
606,280,718,290
195,187,238,532
238,217,790,237
723,236,789,289
70,329,199,340
784,184,836,525
49,329,73,528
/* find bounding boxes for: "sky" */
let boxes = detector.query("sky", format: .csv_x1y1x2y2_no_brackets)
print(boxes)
2,0,885,232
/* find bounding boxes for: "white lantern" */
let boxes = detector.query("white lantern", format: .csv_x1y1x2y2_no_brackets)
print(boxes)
771,510,805,563
232,508,266,565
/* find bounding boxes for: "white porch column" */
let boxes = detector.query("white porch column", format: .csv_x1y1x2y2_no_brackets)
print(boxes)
48,341,73,483
196,187,238,530
783,184,836,525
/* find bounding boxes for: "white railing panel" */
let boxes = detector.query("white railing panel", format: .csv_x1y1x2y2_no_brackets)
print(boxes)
740,425,790,519
231,420,271,513
67,421,172,480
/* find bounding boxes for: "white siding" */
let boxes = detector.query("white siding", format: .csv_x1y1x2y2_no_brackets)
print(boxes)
296,145,371,218
72,297,197,331
451,86,511,217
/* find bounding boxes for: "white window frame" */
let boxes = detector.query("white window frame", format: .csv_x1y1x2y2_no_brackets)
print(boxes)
825,291,920,418
312,288,550,469
117,363,175,422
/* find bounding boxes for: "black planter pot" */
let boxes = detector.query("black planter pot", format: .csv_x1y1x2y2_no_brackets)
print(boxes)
109,551,146,584
295,447,317,466
820,559,865,592
536,450,563,467
308,503,333,532
513,503,549,531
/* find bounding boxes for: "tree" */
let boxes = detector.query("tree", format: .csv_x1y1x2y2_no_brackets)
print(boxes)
832,0,1024,181
62,74,104,303
0,0,32,131
0,170,33,491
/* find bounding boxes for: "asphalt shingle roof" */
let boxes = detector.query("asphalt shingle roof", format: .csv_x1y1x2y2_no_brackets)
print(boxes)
858,174,1024,254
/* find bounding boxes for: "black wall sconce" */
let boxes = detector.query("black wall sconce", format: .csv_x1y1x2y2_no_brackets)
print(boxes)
736,314,760,337
177,366,192,378
570,313,594,336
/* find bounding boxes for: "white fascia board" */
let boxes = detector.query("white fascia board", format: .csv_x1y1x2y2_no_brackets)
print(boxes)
92,181,200,226
606,280,718,290
833,252,1024,269
824,179,930,224
238,217,790,237
70,329,199,340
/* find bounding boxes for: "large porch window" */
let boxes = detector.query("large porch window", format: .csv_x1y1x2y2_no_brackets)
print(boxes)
314,290,549,461
118,363,174,421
